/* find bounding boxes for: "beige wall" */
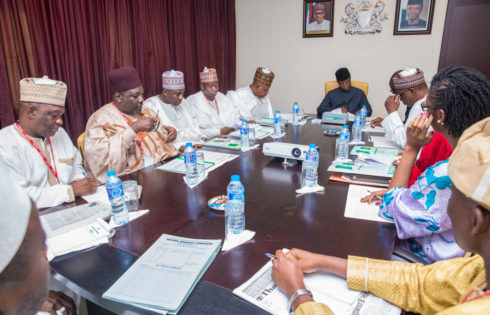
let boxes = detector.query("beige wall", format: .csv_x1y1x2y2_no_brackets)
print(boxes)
235,0,448,117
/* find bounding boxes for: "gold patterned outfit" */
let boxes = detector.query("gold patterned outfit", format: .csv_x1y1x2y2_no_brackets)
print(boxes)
295,255,489,315
84,103,178,184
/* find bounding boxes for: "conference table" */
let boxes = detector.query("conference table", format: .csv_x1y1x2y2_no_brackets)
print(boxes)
48,119,396,314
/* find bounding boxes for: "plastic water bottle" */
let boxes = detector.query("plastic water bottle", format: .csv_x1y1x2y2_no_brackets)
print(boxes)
352,114,362,142
360,105,368,128
240,120,249,151
336,125,350,160
292,102,299,125
302,144,319,187
274,110,282,138
184,142,198,185
225,175,245,236
105,170,129,225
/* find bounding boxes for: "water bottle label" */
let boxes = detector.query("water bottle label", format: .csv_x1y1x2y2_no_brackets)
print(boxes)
274,117,280,123
293,107,299,114
240,127,249,135
107,186,122,199
184,154,196,163
228,193,243,201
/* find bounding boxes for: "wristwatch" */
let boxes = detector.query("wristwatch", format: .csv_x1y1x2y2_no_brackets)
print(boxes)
287,289,313,314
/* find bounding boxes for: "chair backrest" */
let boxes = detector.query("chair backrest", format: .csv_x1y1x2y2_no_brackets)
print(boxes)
77,132,85,157
325,80,369,96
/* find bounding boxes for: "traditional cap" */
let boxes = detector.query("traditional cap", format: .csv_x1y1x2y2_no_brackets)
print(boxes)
19,76,67,106
108,66,143,95
0,158,32,274
253,67,274,87
200,67,218,84
162,70,185,90
313,3,325,12
407,0,423,6
448,117,490,210
392,68,426,90
335,68,351,82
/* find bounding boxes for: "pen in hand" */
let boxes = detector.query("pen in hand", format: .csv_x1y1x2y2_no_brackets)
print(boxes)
265,253,276,260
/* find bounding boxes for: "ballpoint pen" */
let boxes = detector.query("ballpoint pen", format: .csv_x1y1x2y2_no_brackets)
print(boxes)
265,252,277,259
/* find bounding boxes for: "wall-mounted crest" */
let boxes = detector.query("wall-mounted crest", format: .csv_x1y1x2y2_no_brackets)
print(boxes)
341,0,388,34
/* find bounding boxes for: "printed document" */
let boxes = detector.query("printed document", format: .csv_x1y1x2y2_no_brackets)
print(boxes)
103,234,221,313
344,185,392,223
203,138,241,150
233,259,400,315
157,150,239,174
328,161,396,178
350,146,400,157
368,136,401,149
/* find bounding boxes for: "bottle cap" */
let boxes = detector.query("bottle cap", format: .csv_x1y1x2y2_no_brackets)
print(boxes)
231,174,240,181
309,143,316,148
276,110,280,113
362,105,366,108
343,125,348,128
242,120,247,123
356,113,361,116
294,102,298,105
107,170,116,177
185,142,192,147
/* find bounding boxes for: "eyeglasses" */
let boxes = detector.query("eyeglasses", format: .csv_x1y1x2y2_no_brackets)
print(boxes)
421,101,437,112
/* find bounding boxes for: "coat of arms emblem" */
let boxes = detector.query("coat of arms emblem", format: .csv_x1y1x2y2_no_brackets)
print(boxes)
341,0,388,34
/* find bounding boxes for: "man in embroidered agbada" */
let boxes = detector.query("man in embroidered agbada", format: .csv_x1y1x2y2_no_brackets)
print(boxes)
227,67,274,122
0,76,97,208
187,67,239,138
84,66,178,184
144,70,206,152
271,69,490,315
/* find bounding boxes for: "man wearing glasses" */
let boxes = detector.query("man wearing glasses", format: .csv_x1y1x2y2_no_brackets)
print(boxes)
371,68,429,148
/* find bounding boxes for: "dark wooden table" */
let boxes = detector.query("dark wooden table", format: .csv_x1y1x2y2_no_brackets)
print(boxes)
49,120,396,314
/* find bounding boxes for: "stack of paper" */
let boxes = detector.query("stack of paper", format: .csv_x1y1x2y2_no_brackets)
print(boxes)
368,135,401,149
39,201,114,260
233,257,400,315
327,161,396,178
157,150,239,174
103,234,221,314
203,138,241,150
350,146,401,166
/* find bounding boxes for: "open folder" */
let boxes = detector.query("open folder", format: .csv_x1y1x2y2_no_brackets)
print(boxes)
103,234,221,314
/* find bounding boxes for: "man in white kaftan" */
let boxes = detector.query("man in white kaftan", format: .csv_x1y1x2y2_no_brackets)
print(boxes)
371,68,429,148
0,76,96,208
144,70,205,151
187,67,239,138
227,67,274,122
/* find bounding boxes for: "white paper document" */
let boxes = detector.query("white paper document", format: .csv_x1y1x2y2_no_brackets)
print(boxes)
362,125,385,133
103,234,221,313
368,136,401,149
82,185,110,204
233,259,400,315
203,138,241,150
328,161,396,178
350,146,400,157
229,125,274,139
344,185,392,223
157,150,239,174
40,201,111,238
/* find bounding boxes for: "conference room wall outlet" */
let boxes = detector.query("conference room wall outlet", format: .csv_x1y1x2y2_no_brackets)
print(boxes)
262,142,310,161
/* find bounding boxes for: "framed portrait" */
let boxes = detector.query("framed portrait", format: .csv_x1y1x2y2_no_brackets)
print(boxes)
303,1,334,38
394,0,435,35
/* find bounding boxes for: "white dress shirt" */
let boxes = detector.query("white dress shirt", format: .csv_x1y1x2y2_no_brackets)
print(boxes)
227,86,273,121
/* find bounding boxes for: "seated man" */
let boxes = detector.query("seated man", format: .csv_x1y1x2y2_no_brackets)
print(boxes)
0,159,76,315
144,70,206,152
371,68,429,148
272,116,490,314
187,67,239,138
0,76,97,208
227,67,274,122
84,66,178,184
316,67,372,117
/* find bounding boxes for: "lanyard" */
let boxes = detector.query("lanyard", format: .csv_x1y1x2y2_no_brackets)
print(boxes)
205,97,219,116
16,122,59,183
112,103,143,151
462,281,490,303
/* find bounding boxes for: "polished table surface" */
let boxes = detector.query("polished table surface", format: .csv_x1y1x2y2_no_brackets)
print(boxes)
49,120,396,314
